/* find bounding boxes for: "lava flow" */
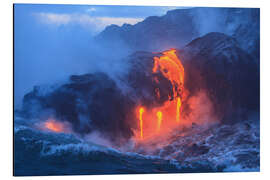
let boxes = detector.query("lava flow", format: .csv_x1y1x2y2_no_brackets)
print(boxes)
153,49,185,98
156,111,162,132
139,107,145,139
136,49,185,141
176,97,181,123
44,119,65,133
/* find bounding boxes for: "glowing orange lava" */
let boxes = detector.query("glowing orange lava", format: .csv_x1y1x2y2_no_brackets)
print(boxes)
44,120,64,133
176,97,181,123
136,49,185,140
156,111,162,132
153,49,184,98
139,107,145,139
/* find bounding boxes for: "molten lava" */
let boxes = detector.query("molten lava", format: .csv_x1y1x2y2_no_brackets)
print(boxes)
139,107,145,139
44,119,65,133
136,49,185,140
156,111,162,132
152,49,185,98
176,97,181,123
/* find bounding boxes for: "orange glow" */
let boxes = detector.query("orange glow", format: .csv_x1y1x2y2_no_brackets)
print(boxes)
44,120,64,133
135,49,185,141
156,111,162,132
139,107,145,139
176,97,181,123
152,49,184,98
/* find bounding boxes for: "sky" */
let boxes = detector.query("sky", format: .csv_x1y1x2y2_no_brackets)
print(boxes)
14,4,184,107
15,4,181,34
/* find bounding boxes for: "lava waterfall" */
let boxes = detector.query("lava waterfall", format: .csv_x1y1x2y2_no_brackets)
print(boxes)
135,49,186,141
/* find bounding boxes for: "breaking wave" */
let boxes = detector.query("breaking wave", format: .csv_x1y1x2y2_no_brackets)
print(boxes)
14,113,259,176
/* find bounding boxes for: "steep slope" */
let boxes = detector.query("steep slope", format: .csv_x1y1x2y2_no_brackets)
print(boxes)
179,32,259,123
96,8,198,52
95,8,198,53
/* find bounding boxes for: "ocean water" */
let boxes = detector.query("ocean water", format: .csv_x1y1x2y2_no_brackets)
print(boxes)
14,116,259,176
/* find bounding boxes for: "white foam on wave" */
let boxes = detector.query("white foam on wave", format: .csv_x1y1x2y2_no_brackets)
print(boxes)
40,142,120,156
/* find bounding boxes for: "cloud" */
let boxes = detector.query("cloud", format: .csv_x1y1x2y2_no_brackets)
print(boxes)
86,8,97,13
157,6,193,15
34,12,143,34
37,13,71,25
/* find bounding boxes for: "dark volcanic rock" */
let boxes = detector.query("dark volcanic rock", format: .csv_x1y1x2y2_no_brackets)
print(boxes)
179,32,259,123
21,72,137,144
125,51,176,108
183,143,210,157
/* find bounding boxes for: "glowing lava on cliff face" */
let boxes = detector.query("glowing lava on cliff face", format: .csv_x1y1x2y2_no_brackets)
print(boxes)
136,49,186,141
152,49,185,99
139,107,145,139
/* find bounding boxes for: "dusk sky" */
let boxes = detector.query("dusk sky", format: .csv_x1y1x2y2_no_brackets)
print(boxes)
14,4,183,106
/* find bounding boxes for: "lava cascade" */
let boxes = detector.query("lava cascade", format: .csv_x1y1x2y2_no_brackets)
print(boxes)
136,49,186,141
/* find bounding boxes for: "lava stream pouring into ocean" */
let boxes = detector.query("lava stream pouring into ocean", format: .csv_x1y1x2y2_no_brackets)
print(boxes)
136,49,186,141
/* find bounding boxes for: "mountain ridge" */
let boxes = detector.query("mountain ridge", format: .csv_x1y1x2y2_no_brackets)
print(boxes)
95,7,259,60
